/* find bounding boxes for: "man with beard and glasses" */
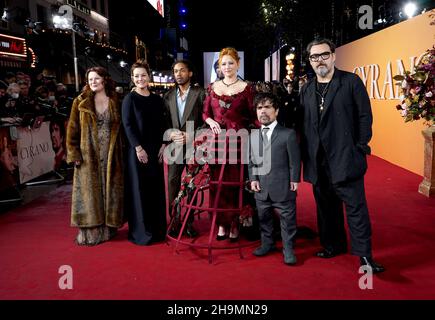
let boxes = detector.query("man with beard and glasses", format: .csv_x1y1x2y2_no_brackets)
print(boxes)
300,38,385,274
163,59,206,237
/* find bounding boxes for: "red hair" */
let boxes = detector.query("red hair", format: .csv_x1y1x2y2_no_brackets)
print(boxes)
218,47,240,65
82,66,116,98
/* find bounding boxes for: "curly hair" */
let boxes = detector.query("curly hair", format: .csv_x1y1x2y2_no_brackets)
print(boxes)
218,47,240,65
82,66,116,98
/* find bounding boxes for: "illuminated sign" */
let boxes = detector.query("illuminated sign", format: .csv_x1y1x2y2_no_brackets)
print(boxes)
0,33,27,58
67,0,91,15
147,0,164,18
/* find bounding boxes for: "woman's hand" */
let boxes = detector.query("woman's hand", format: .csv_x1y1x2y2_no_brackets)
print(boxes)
158,144,166,164
135,146,148,164
205,118,221,134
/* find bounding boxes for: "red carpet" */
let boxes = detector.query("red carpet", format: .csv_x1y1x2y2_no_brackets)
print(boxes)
1,155,435,300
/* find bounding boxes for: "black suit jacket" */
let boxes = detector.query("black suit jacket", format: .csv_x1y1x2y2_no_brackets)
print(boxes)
249,124,301,202
163,85,205,132
300,68,373,184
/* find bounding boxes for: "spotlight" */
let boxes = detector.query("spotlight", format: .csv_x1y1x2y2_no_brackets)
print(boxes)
404,2,417,18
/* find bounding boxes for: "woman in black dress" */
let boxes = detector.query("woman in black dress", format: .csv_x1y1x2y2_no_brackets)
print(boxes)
122,60,167,245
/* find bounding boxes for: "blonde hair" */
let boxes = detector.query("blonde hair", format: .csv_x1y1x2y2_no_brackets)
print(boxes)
218,47,240,65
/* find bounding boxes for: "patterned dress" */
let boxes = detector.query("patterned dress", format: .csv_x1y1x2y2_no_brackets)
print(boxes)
202,83,257,227
76,107,116,245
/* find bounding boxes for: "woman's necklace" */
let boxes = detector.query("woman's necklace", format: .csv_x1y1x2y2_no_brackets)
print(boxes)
222,78,239,87
315,81,331,112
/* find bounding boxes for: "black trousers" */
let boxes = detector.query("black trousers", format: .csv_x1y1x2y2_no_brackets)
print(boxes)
313,147,372,257
256,194,297,253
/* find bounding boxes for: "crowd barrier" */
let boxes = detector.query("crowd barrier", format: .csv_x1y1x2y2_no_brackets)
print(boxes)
0,118,68,203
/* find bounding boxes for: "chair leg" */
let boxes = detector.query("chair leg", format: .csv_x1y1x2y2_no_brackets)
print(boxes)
208,209,218,264
174,189,199,253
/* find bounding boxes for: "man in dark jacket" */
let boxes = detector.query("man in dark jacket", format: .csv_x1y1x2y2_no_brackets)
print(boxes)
300,38,384,273
163,59,205,237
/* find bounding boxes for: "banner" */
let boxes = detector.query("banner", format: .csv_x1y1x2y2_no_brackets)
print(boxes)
264,56,271,82
17,122,55,183
147,0,164,18
203,51,245,87
0,126,19,192
271,50,280,81
335,10,435,176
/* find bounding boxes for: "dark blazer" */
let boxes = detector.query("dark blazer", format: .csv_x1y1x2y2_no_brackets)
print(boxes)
300,68,373,185
163,85,205,131
249,123,301,203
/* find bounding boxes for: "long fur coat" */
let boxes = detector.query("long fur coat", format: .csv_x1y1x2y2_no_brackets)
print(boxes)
66,93,124,228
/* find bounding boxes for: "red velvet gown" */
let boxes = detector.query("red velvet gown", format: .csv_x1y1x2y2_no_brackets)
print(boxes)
202,83,257,227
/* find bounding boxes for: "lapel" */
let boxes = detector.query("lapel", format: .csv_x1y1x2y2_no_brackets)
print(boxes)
168,88,180,129
108,98,120,151
270,123,281,145
250,129,262,163
320,68,341,123
305,80,319,127
78,96,95,116
180,87,198,128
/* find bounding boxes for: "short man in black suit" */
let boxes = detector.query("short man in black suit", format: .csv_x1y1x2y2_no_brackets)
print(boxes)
300,38,384,273
163,59,205,237
249,92,301,265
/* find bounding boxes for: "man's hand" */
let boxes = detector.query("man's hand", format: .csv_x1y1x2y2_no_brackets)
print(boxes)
170,130,186,145
290,182,298,191
251,181,261,192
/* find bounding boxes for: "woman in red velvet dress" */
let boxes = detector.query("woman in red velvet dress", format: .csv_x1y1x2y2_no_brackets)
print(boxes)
203,47,257,242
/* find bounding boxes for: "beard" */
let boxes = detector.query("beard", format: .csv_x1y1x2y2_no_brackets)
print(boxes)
259,115,271,124
176,78,189,86
315,65,330,78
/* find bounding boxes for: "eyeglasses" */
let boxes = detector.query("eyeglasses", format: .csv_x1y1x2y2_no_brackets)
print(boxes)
309,51,332,62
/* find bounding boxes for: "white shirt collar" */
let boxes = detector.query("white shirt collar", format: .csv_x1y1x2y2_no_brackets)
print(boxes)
261,120,278,131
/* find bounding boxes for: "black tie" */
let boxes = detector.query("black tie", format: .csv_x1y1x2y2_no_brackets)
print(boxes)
262,127,270,145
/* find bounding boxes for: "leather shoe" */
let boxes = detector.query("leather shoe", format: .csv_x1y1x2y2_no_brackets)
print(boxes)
283,249,297,265
315,248,346,259
360,257,385,274
185,225,198,238
253,245,276,257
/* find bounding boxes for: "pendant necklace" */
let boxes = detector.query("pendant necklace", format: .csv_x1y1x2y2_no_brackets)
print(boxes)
222,78,239,87
315,81,331,112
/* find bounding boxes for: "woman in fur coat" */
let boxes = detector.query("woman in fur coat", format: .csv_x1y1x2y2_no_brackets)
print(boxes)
66,67,124,245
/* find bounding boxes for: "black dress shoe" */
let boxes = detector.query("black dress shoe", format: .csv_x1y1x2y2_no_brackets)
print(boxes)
185,225,198,238
360,257,385,274
253,245,276,256
315,248,346,259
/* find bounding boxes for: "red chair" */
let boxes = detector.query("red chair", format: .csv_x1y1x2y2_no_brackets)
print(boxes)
164,130,258,263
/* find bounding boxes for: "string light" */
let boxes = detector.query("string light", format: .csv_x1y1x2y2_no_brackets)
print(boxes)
285,50,296,81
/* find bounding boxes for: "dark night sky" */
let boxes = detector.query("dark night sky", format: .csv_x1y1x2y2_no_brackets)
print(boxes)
109,0,262,82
